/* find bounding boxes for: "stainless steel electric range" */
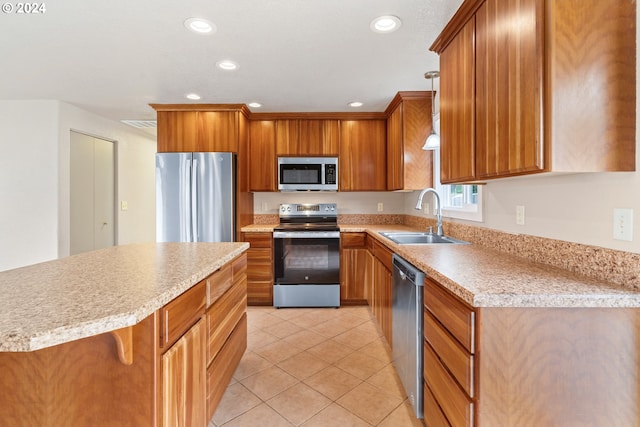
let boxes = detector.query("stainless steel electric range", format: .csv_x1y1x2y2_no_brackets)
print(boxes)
273,203,340,308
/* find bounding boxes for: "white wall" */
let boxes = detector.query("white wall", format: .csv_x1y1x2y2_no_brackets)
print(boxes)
0,101,60,270
0,100,156,271
58,102,156,257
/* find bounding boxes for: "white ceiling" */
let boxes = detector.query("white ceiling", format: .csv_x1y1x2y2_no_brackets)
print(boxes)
0,0,463,123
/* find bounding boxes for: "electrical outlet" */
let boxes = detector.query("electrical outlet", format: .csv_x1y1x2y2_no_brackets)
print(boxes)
262,202,268,212
120,201,128,211
424,203,430,214
377,202,384,212
613,208,633,241
516,205,525,225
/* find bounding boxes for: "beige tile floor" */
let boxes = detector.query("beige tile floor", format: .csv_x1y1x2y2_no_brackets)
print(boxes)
208,306,424,427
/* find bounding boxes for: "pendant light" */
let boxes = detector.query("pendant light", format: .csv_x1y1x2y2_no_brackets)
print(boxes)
422,71,440,150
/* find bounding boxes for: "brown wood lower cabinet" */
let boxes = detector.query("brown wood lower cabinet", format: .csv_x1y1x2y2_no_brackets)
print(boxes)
370,238,393,346
340,232,371,305
242,232,274,305
0,252,248,427
423,275,640,427
162,318,207,427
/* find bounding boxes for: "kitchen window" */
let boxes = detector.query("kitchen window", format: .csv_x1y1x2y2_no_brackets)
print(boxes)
433,148,484,222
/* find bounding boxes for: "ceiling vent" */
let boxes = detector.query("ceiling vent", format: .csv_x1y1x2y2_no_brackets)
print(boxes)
121,120,157,129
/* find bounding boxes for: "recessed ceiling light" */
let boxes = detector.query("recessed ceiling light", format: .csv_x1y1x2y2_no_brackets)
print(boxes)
248,102,262,108
184,18,216,35
186,93,201,100
370,15,402,33
348,101,364,108
216,60,239,71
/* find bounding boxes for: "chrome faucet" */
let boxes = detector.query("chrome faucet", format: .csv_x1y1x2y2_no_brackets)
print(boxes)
415,188,443,236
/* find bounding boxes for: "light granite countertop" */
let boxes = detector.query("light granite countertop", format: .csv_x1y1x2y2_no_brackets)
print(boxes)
241,223,640,308
0,242,249,352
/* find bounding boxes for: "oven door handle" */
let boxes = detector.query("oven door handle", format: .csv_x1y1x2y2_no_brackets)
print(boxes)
273,231,340,239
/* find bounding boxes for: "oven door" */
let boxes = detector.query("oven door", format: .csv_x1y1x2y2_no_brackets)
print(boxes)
273,231,340,285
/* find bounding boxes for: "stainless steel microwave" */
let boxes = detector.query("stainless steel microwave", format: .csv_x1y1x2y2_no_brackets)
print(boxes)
278,157,338,191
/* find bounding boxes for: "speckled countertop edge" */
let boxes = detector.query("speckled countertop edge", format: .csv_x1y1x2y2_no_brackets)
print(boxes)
241,223,640,308
0,242,249,352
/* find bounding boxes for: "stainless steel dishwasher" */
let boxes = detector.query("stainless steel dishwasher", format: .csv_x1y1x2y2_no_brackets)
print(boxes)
392,254,424,419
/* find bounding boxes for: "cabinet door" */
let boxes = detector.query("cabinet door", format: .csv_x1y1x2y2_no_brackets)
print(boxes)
162,318,207,427
339,120,387,191
299,119,340,156
475,0,543,178
157,111,198,152
340,233,371,304
248,120,277,191
440,18,476,183
276,119,340,156
197,111,239,152
242,232,274,305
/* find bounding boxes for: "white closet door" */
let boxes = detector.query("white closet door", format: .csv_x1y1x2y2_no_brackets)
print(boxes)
70,131,115,255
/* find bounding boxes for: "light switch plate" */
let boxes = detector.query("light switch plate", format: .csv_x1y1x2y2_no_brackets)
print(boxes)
377,202,384,212
516,205,525,225
120,200,128,211
613,208,633,241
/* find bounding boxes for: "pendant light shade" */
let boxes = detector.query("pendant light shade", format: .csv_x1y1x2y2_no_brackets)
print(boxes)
422,71,440,151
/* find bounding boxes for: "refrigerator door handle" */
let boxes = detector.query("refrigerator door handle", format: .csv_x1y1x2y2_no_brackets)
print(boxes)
191,156,199,242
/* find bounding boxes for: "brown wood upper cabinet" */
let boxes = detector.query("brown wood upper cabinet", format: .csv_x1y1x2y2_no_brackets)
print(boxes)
275,119,340,156
248,120,277,191
339,120,387,191
385,91,434,190
431,0,636,183
153,105,248,153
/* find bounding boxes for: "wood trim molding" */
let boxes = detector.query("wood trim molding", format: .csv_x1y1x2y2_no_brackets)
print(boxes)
150,103,248,112
430,0,485,53
109,326,134,365
249,111,387,120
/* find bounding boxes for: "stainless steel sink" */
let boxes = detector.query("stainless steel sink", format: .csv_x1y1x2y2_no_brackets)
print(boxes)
379,231,469,245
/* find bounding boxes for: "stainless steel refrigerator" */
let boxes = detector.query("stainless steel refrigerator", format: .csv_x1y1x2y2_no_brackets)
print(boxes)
156,152,235,242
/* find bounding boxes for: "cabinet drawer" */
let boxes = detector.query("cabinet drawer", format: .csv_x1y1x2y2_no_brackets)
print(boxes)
247,249,274,280
424,342,473,427
207,265,232,307
207,278,247,364
341,232,367,248
160,280,206,349
232,253,248,279
206,313,247,421
424,277,475,353
372,239,393,271
243,232,273,248
424,310,474,397
424,380,452,427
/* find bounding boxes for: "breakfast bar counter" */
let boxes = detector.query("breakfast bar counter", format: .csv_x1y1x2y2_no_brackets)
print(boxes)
0,242,250,427
0,242,248,352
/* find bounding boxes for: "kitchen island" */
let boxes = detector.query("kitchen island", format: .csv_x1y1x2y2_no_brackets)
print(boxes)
0,242,249,427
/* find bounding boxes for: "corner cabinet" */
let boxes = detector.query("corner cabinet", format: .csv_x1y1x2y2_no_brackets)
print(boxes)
385,91,434,191
339,120,387,191
431,0,636,183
